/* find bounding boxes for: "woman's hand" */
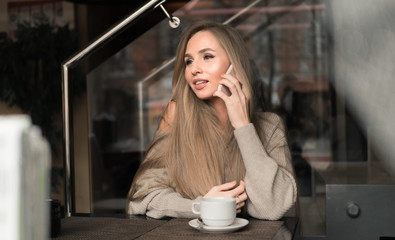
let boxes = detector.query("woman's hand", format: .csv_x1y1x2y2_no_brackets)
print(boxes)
213,73,250,129
204,180,248,213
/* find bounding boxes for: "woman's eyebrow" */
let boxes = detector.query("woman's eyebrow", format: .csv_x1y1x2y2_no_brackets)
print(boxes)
184,48,216,58
199,48,215,53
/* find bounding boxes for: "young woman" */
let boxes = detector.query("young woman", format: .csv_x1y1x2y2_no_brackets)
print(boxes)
127,21,297,220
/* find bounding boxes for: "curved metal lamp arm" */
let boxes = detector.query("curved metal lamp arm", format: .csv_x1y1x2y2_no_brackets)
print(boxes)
61,0,165,217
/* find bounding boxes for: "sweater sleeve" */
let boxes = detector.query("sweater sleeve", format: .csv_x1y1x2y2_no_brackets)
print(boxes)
127,168,201,219
126,131,201,219
234,113,297,220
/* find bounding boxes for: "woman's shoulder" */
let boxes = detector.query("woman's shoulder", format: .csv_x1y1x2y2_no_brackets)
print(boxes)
256,112,284,126
255,112,287,134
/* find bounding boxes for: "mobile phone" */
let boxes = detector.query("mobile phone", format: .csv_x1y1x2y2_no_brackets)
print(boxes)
226,64,236,77
218,65,235,96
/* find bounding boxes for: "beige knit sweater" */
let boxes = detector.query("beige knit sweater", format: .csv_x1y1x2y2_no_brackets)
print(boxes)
127,112,297,220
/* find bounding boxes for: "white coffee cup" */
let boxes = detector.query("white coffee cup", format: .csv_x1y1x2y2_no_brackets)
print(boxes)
192,197,236,227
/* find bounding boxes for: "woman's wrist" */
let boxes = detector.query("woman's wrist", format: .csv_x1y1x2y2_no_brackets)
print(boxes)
234,121,251,130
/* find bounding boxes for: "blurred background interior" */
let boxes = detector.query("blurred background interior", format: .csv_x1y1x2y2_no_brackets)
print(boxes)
1,0,395,239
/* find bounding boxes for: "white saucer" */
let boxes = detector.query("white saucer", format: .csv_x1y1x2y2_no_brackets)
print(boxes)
189,217,249,234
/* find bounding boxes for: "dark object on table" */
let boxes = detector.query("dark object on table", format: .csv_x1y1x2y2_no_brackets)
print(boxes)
48,199,62,238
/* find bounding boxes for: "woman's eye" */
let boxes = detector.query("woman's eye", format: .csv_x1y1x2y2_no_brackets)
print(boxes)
185,59,192,65
204,55,214,60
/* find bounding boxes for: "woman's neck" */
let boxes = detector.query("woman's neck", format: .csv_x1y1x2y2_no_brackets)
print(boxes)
210,97,228,129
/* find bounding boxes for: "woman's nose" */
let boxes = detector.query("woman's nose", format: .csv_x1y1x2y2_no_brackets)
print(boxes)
191,62,202,75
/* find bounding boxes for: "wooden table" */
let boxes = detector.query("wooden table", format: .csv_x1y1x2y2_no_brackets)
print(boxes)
52,214,298,240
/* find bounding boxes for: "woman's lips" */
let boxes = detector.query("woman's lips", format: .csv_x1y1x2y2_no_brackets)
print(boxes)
194,80,208,90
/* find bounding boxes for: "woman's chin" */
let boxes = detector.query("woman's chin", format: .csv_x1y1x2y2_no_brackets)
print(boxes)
192,90,214,100
195,93,214,100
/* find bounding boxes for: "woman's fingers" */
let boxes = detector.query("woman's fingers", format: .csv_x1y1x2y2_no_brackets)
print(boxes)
223,74,244,102
204,181,248,207
236,200,245,209
217,78,242,98
204,181,237,198
236,192,248,205
217,180,237,191
233,181,247,212
215,76,250,129
214,72,243,99
236,196,246,213
231,185,244,197
222,73,242,92
229,180,245,197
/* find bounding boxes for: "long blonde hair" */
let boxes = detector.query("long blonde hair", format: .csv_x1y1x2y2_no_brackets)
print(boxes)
128,21,262,201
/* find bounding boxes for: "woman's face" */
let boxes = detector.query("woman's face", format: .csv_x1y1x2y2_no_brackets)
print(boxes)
184,30,230,100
